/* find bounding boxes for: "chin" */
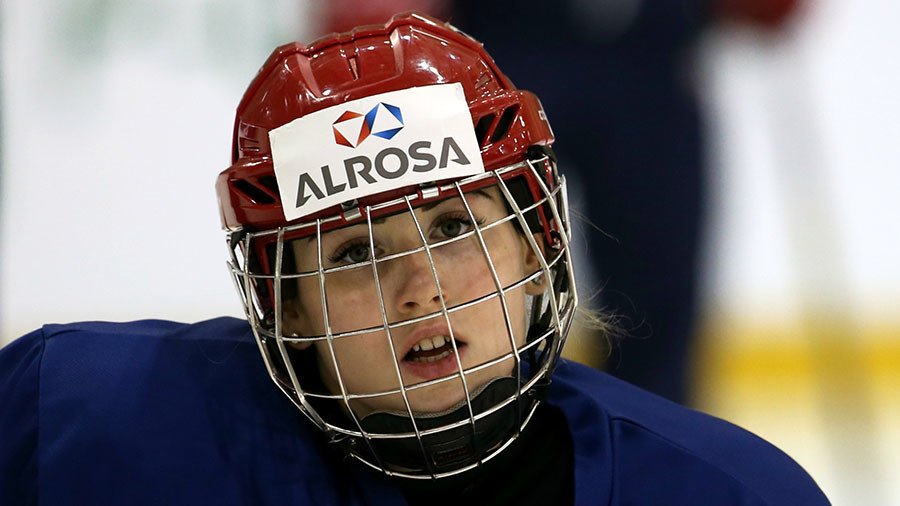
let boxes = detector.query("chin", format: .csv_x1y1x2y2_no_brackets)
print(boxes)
405,379,471,414
408,367,509,414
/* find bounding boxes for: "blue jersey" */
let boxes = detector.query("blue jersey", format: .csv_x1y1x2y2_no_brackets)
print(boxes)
0,317,828,505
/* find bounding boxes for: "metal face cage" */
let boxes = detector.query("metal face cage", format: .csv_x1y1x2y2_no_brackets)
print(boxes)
226,156,577,479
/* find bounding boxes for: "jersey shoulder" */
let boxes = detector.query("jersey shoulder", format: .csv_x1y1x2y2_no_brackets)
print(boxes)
0,317,358,505
549,360,830,505
39,315,250,341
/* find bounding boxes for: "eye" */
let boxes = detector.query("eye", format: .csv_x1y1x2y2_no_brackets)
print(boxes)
328,240,376,265
343,244,372,263
439,218,466,237
430,212,484,241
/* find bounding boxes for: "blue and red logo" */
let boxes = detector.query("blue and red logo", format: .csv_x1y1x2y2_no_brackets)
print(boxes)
332,102,404,148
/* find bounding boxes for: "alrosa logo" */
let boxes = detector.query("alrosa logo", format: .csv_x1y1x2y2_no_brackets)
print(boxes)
270,83,484,219
333,102,404,148
294,137,472,207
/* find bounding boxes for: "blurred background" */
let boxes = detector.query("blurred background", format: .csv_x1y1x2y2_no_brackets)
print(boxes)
1,1,897,504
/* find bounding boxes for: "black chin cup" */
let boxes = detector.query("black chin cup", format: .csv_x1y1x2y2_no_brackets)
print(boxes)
339,377,547,476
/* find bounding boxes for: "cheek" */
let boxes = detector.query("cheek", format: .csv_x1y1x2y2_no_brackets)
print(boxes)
434,253,493,311
315,332,401,400
297,272,384,335
437,230,525,298
470,231,530,342
431,234,529,343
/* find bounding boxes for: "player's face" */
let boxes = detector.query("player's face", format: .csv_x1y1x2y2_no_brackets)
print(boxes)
283,186,543,415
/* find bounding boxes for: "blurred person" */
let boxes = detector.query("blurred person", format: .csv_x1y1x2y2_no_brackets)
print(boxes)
454,0,802,404
0,13,826,505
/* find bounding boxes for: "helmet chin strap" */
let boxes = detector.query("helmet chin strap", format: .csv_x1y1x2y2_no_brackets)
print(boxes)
339,376,546,476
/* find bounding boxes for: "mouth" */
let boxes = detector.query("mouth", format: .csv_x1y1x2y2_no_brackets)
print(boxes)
400,329,468,380
403,334,466,363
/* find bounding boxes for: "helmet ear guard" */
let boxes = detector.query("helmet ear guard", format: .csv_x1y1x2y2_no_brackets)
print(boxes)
502,145,561,238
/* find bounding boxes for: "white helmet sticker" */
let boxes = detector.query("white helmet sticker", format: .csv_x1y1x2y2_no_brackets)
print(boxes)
269,83,485,221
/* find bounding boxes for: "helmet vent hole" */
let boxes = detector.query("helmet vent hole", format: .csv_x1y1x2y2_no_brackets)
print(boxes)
233,179,276,204
348,56,359,80
474,114,495,145
258,175,280,194
239,136,261,154
490,106,519,143
475,71,491,89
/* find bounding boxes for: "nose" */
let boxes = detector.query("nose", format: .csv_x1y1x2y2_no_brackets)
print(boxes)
390,249,444,316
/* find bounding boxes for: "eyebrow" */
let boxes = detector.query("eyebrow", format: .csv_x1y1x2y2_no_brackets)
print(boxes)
304,188,495,241
430,188,494,209
372,187,494,224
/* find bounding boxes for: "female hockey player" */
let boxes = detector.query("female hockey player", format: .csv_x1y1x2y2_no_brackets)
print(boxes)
0,12,828,506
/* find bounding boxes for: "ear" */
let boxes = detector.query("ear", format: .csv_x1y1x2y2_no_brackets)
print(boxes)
523,233,546,296
281,297,313,350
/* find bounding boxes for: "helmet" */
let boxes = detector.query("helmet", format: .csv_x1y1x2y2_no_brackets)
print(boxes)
216,12,577,479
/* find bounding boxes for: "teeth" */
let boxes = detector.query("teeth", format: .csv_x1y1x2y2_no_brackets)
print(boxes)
406,335,458,363
413,335,450,352
409,350,452,363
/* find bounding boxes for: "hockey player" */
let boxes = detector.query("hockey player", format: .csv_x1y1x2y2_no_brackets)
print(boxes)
0,12,828,505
